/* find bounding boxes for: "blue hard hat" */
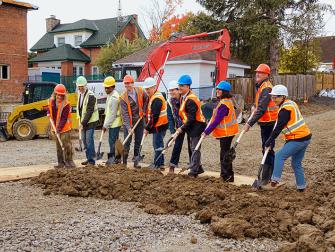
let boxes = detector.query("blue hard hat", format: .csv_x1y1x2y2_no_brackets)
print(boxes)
217,81,232,92
177,75,192,86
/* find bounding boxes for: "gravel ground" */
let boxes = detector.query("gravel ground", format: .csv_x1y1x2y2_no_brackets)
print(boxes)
0,181,280,251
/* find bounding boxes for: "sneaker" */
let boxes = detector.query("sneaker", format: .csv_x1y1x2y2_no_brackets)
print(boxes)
188,171,198,178
297,188,305,193
81,160,89,165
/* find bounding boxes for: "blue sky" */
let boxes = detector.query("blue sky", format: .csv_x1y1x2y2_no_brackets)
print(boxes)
27,0,335,50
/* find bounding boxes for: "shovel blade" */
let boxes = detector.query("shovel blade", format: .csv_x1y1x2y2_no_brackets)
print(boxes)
115,138,124,155
97,152,104,160
253,163,273,188
223,147,236,164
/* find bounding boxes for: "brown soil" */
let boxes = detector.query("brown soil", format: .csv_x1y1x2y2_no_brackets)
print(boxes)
31,102,335,252
31,161,335,251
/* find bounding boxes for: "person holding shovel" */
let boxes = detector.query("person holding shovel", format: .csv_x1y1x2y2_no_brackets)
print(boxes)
143,77,169,169
102,76,122,166
265,85,311,192
242,64,278,180
120,75,149,167
176,75,207,177
202,81,238,182
167,80,191,174
48,84,76,169
76,76,99,166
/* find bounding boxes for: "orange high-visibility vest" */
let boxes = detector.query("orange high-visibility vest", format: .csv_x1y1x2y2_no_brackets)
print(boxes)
279,100,311,140
255,81,278,123
179,91,205,124
120,87,144,126
147,91,168,128
48,99,72,133
211,98,239,138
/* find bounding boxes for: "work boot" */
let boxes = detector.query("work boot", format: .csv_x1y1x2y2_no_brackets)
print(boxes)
133,156,141,169
54,162,65,169
106,153,116,166
188,171,198,178
197,165,205,175
65,161,76,168
222,175,234,183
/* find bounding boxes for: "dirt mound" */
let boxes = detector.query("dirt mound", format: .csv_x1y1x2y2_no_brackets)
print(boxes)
31,163,335,251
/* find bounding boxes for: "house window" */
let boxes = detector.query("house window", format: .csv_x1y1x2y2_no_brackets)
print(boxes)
73,67,77,76
78,66,83,76
92,66,99,76
0,65,10,80
73,66,84,76
74,35,83,47
125,69,138,81
57,37,65,46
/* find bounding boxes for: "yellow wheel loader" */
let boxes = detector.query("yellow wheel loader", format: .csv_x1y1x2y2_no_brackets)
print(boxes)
0,82,78,141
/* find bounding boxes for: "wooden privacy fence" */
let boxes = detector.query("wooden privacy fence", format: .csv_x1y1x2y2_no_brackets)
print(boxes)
227,75,317,104
316,73,335,90
272,74,315,101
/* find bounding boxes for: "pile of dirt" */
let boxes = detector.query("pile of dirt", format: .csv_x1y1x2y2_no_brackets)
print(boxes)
299,97,335,116
31,164,335,251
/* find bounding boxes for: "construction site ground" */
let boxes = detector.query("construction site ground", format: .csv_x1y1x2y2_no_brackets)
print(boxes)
1,99,335,251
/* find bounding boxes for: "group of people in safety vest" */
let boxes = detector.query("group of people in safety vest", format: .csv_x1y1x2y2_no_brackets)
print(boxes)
48,63,311,191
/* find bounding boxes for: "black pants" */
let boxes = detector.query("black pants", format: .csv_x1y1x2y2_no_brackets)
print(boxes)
123,119,144,157
260,124,275,167
219,136,234,179
169,131,191,167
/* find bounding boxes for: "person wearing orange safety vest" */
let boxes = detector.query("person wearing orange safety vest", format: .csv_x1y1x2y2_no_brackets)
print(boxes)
120,74,149,167
47,84,76,169
243,63,278,176
202,81,238,182
143,77,169,169
176,74,207,177
264,85,311,192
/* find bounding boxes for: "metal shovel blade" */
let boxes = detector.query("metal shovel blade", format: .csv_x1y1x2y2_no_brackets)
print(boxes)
252,163,273,188
96,142,104,160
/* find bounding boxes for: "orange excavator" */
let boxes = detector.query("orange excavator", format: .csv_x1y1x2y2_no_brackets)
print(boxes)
137,28,231,91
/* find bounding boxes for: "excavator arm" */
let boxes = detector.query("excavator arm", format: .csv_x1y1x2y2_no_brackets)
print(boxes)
138,28,231,87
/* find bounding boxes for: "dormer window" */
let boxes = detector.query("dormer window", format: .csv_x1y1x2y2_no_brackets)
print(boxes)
57,37,65,46
75,35,83,47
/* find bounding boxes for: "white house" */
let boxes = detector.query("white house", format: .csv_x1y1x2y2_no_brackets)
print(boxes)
114,45,251,99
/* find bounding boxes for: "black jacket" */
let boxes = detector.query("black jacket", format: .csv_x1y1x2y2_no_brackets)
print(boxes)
181,98,206,137
248,79,275,127
145,98,168,133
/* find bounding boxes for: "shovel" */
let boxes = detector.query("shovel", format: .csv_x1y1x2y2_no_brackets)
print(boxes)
115,117,143,156
137,133,147,162
154,131,180,163
96,130,105,160
179,134,205,174
49,117,66,163
75,121,84,152
252,147,274,188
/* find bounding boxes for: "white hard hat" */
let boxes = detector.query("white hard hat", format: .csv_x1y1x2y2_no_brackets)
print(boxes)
143,77,156,88
269,84,288,96
168,80,178,90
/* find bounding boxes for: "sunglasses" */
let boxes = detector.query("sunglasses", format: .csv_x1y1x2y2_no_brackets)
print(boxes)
271,95,282,98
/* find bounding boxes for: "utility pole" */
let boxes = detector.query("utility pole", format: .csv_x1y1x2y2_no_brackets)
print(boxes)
117,0,122,32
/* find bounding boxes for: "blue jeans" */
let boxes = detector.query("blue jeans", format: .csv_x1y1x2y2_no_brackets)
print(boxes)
82,128,96,164
153,129,166,167
108,127,120,157
271,139,311,189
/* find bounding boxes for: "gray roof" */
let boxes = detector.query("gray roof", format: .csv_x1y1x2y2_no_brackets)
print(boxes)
50,19,99,33
30,15,145,51
29,44,91,63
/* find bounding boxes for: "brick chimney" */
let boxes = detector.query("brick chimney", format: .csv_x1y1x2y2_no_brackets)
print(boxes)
46,15,60,32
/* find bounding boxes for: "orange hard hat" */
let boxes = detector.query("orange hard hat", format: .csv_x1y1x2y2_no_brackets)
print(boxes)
255,64,271,75
54,84,66,95
123,75,134,83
